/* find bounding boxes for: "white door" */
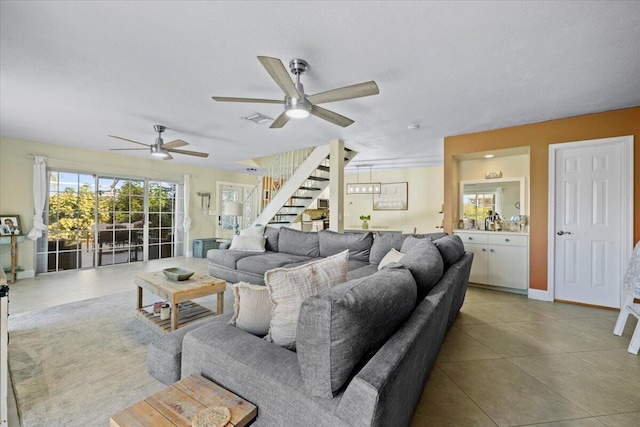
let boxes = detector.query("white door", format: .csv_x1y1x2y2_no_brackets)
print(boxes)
552,137,631,308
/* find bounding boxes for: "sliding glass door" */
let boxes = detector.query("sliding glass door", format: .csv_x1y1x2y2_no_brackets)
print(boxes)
36,171,183,273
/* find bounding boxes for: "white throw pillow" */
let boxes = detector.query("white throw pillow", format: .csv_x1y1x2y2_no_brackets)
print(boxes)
264,250,349,349
378,248,405,270
229,282,273,336
240,225,266,237
229,235,267,252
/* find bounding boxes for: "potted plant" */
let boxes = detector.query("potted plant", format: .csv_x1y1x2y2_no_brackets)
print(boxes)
359,214,371,230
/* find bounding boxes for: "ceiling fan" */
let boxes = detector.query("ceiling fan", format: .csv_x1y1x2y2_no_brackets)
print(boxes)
212,56,379,128
108,125,209,160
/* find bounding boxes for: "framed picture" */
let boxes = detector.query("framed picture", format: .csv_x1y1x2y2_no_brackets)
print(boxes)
373,182,408,210
0,214,22,235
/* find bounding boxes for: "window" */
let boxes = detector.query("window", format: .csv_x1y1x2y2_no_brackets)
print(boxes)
36,170,183,273
462,193,496,225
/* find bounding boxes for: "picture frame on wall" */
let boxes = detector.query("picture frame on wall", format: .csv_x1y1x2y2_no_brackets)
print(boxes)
373,182,408,210
0,215,22,235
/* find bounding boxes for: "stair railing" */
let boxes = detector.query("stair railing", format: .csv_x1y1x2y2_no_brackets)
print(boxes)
242,146,315,228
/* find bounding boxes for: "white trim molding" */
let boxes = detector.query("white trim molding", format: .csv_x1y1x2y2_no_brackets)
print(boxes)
547,135,634,307
528,288,552,302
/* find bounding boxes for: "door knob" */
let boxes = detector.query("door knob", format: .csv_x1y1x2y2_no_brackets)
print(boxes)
557,231,572,235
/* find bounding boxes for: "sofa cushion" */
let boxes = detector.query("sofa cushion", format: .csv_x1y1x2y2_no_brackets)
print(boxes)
264,250,349,350
229,235,267,252
398,238,444,300
207,249,266,269
369,233,409,265
278,227,320,257
297,264,417,398
400,235,431,253
236,252,315,276
433,235,465,268
229,282,273,336
264,226,280,252
378,248,405,270
369,233,436,264
318,230,373,262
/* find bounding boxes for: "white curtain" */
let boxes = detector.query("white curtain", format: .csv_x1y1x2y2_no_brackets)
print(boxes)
27,156,47,241
183,175,192,255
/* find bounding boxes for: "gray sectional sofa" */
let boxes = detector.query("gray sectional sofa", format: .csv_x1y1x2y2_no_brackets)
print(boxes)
206,227,447,285
148,228,472,426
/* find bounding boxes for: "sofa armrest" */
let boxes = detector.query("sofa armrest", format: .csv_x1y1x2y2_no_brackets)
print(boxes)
337,273,456,426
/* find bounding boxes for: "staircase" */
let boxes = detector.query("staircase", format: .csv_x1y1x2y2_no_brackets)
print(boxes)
242,144,356,229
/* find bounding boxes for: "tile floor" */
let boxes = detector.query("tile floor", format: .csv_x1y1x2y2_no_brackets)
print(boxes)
4,258,640,427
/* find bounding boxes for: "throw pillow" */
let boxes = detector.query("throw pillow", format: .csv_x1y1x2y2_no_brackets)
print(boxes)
378,248,405,270
398,238,444,301
264,250,349,349
240,225,266,237
400,235,432,253
228,282,273,336
229,235,267,252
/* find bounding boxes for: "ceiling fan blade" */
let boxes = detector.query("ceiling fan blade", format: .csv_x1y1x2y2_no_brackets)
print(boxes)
163,153,174,160
307,81,379,105
163,139,189,149
109,148,149,151
166,148,209,158
107,135,150,147
310,105,354,128
212,96,284,104
257,56,301,99
270,111,291,129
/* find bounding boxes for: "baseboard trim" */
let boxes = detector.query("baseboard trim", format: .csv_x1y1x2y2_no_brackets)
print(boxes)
528,288,552,301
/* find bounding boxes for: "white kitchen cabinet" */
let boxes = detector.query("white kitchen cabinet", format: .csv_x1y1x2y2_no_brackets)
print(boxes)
455,231,529,291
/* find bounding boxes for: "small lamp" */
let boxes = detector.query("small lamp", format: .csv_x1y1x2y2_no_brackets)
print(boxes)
223,202,244,235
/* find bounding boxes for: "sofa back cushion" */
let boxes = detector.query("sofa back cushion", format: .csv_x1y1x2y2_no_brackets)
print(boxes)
318,230,373,262
264,226,280,252
297,264,417,398
278,227,320,257
369,232,446,265
264,250,349,350
397,238,444,300
433,235,465,268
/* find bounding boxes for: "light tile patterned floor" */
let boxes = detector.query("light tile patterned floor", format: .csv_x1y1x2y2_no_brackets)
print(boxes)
5,260,639,426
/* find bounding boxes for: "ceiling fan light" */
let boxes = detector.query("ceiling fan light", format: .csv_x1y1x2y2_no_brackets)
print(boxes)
285,107,310,119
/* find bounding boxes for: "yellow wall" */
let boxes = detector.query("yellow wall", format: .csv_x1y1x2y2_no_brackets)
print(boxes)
444,106,640,292
0,136,255,275
344,166,444,233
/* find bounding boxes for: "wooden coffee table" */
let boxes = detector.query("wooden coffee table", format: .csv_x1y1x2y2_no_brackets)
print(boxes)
110,374,257,427
135,271,226,334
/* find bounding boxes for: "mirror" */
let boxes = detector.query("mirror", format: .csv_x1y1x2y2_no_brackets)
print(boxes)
459,177,526,230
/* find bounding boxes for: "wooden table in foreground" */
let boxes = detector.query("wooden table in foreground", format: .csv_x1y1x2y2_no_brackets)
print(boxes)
110,374,257,427
135,271,226,334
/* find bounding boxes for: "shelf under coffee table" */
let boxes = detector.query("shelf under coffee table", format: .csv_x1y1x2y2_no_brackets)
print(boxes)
135,271,226,335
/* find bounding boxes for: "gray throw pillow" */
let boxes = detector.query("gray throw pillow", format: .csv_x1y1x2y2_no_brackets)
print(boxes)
318,230,373,262
400,235,432,253
297,264,417,398
398,238,444,300
278,227,320,257
369,233,410,264
433,235,465,268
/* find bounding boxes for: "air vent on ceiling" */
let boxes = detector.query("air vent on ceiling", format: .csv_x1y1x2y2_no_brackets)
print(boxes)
242,113,273,124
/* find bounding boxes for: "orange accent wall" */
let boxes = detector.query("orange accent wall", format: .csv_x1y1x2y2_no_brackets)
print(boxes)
444,106,640,291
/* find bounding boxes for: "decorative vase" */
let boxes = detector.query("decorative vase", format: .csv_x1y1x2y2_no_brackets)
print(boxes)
362,220,369,230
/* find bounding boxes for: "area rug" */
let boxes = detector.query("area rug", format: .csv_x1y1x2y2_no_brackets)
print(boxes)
8,290,219,427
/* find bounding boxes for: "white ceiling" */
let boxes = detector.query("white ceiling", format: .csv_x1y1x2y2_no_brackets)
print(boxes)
1,1,639,173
